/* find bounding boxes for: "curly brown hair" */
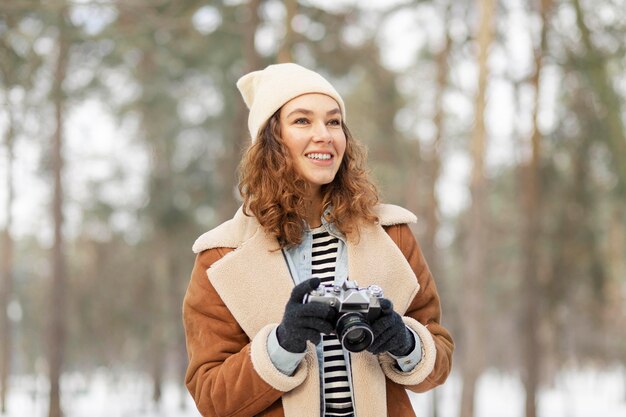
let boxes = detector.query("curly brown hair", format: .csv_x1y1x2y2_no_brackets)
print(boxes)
238,111,380,248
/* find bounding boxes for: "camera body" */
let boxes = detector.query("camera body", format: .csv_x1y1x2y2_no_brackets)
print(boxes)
303,280,384,352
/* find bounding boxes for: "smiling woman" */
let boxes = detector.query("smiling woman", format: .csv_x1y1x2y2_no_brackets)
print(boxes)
182,63,454,417
279,94,347,206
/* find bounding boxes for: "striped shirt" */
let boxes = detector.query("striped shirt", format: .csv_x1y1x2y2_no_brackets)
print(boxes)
311,228,354,417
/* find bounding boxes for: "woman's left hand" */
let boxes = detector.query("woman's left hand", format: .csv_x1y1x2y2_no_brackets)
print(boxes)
366,299,415,356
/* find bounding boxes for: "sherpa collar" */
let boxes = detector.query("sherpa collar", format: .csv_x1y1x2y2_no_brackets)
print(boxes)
192,203,417,254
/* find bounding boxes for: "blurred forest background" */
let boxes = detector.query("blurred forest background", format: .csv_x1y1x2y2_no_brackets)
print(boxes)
1,0,625,416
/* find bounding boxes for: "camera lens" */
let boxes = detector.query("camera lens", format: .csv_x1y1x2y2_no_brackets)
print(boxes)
335,313,374,352
346,329,366,343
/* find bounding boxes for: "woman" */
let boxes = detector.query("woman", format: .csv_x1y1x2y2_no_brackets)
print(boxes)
183,63,453,417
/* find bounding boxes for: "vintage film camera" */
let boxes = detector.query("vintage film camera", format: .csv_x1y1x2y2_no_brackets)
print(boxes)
303,280,383,352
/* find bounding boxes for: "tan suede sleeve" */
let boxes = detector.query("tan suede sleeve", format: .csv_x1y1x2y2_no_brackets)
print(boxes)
183,248,284,417
384,224,454,392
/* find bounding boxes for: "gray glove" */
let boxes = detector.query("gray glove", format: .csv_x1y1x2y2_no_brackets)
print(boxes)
276,278,337,353
367,299,415,356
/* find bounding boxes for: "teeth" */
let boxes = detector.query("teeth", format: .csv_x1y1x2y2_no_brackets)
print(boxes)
307,153,331,160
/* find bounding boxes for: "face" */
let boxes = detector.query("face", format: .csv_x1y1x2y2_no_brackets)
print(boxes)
279,93,347,198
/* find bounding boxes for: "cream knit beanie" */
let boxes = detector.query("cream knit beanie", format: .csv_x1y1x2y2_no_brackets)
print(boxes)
236,63,346,142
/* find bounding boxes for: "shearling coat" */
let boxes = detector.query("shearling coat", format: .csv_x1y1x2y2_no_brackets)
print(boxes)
183,204,454,417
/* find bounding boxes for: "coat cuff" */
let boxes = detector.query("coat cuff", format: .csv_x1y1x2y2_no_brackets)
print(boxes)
378,317,436,385
250,324,311,392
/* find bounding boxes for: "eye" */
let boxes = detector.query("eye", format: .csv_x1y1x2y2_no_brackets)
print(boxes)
327,119,341,126
294,117,309,125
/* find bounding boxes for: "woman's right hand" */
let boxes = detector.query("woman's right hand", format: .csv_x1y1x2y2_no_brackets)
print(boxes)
276,278,337,353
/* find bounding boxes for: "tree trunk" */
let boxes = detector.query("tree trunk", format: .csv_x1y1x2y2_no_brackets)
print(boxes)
48,9,70,417
423,1,452,295
0,100,16,415
425,11,451,416
459,0,496,416
277,0,297,63
606,205,625,325
151,348,163,406
521,2,552,417
150,242,169,407
218,0,262,222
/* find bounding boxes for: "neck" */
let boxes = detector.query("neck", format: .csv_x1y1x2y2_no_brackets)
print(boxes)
305,191,324,228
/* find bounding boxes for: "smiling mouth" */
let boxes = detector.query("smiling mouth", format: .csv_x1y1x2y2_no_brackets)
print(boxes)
306,153,332,161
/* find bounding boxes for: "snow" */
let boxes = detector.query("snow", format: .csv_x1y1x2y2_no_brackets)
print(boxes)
410,368,626,417
3,368,625,417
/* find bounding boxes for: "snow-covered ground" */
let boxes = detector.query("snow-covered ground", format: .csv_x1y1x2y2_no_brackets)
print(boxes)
411,368,626,417
4,368,625,417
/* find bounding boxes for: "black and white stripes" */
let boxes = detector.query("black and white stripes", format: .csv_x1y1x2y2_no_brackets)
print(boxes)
312,230,339,286
311,229,354,417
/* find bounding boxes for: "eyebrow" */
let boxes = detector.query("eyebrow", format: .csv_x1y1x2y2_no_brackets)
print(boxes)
286,108,341,118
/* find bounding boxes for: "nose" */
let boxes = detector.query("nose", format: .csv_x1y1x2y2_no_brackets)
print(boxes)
312,121,332,143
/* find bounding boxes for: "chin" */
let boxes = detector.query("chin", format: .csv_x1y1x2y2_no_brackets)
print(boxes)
311,178,335,187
